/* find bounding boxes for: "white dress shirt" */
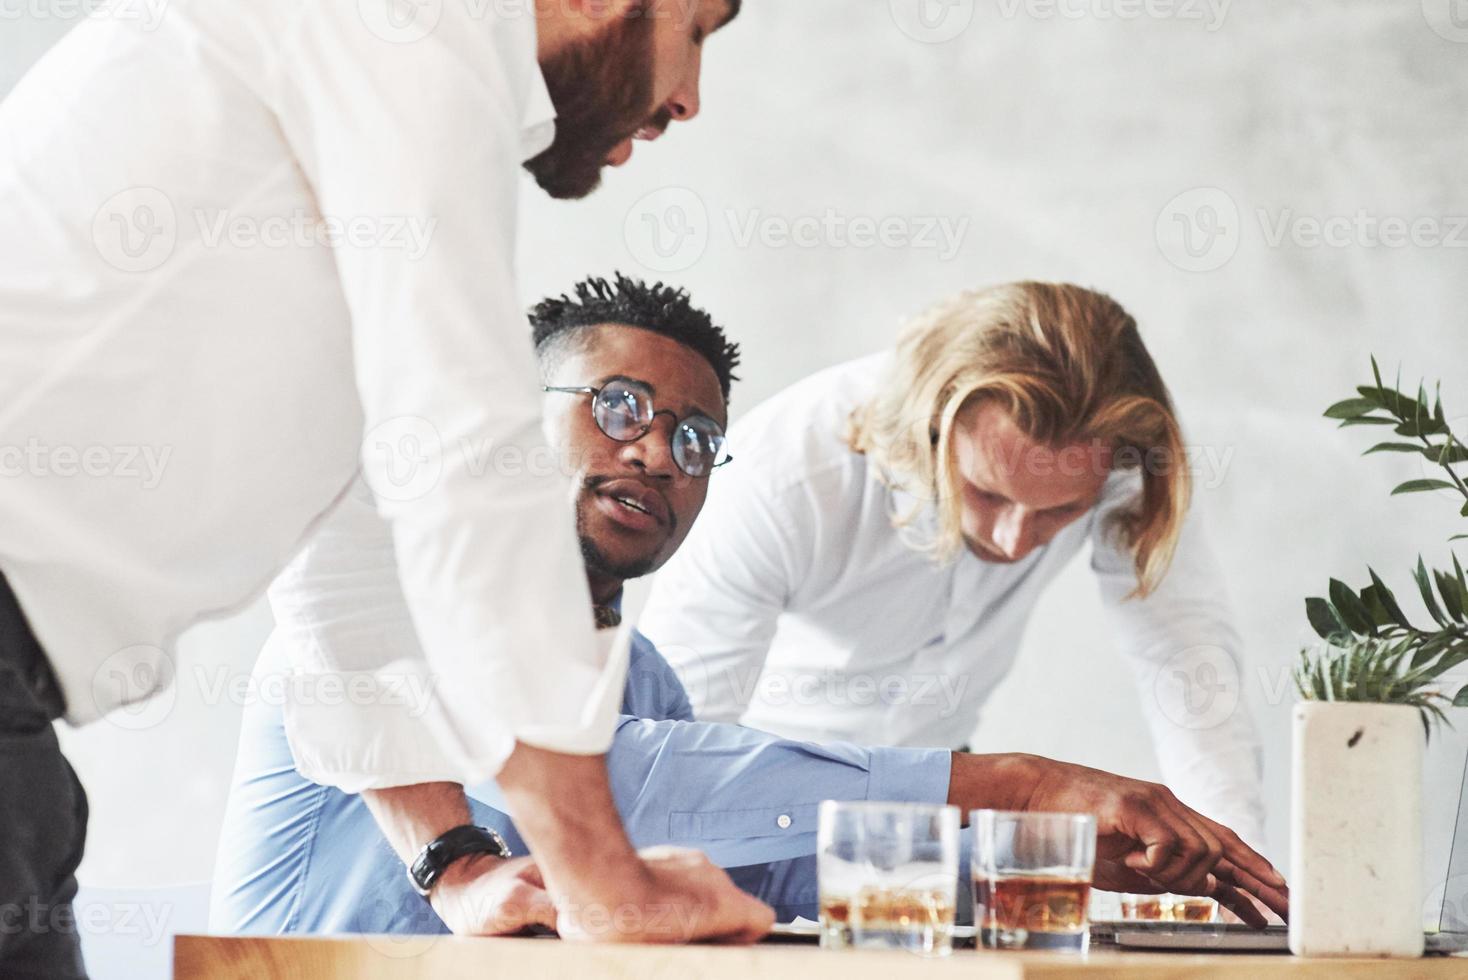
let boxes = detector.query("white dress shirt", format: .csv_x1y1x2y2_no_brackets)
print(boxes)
0,1,620,786
638,353,1267,844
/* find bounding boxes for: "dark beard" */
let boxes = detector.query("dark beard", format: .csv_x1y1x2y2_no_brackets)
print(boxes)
525,7,658,200
579,532,657,583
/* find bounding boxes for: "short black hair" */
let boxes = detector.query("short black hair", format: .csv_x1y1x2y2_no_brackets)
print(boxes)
530,272,741,402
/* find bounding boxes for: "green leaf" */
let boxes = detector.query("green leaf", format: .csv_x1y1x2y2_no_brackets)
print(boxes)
1340,417,1396,427
1365,442,1428,455
1460,500,1468,518
1306,597,1348,639
1455,685,1468,708
1367,568,1412,629
1325,397,1379,419
1436,571,1464,622
1396,418,1450,437
1428,442,1468,466
1416,557,1449,627
1330,578,1376,635
1358,383,1415,419
1454,534,1468,542
1393,479,1455,495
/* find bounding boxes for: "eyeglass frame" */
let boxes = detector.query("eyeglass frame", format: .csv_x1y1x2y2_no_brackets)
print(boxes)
543,377,734,476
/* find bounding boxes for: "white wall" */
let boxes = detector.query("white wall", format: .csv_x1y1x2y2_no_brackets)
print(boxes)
5,2,1468,974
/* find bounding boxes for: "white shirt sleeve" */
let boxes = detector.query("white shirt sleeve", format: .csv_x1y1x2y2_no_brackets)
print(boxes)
1091,476,1268,849
637,466,812,724
267,10,617,787
276,479,629,792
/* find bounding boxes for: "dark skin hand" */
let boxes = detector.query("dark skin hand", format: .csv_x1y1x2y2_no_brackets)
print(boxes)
949,754,1289,928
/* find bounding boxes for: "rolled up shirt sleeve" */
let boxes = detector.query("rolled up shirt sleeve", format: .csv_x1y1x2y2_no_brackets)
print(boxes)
605,716,952,868
1092,473,1268,849
268,9,618,787
276,478,627,792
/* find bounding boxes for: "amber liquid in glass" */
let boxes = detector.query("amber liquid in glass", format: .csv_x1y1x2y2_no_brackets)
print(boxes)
819,887,956,954
974,874,1091,950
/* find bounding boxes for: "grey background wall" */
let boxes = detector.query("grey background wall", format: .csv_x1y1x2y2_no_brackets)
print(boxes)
5,2,1467,975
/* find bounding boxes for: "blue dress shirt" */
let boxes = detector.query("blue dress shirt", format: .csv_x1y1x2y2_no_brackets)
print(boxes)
209,625,953,934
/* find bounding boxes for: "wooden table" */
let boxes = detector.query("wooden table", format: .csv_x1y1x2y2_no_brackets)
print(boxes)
174,934,1468,979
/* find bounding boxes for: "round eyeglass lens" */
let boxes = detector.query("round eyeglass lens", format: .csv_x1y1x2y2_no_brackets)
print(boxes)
593,382,653,440
674,418,726,476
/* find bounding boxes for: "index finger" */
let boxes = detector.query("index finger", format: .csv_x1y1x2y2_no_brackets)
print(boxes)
1198,814,1287,889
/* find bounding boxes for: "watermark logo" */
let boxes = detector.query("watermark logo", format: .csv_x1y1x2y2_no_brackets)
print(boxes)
1154,645,1241,731
92,187,177,274
92,645,176,731
358,0,443,43
0,440,172,489
994,0,1231,32
361,416,444,503
1422,0,1468,43
726,209,969,261
194,209,437,259
890,0,975,43
1155,187,1240,273
624,186,711,273
0,0,170,30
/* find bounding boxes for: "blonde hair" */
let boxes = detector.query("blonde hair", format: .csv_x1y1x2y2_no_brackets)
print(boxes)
849,281,1190,598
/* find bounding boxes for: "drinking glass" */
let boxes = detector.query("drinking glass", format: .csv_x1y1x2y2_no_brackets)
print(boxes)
817,801,960,956
972,810,1097,951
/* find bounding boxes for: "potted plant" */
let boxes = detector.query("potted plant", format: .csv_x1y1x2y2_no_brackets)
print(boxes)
1290,359,1468,958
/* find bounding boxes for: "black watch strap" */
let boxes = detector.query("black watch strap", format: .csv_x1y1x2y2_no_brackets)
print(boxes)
408,824,512,898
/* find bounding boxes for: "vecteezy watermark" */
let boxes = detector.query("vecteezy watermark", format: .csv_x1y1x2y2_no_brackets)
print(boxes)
669,651,972,719
0,896,173,948
92,187,178,274
0,0,169,30
1153,645,1242,731
624,188,970,273
726,209,970,262
1421,0,1468,43
194,209,437,260
889,0,976,43
1155,187,1241,273
92,645,177,732
624,187,711,274
1157,187,1468,272
0,439,172,489
189,664,440,717
1257,208,1468,251
92,188,439,273
994,0,1231,32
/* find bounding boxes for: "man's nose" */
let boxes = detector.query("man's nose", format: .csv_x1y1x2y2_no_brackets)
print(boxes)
616,416,678,477
992,509,1034,559
665,53,702,122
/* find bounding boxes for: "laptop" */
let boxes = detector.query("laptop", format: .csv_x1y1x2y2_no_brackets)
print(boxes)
1092,746,1468,955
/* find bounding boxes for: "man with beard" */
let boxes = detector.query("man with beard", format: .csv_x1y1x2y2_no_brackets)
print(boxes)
209,275,1287,936
0,1,763,975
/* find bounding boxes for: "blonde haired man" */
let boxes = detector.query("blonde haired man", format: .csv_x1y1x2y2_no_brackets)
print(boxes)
640,281,1267,852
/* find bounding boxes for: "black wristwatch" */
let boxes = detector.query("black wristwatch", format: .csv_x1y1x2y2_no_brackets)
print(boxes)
408,825,513,898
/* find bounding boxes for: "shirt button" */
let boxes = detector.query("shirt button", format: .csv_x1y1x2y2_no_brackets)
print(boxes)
776,814,792,829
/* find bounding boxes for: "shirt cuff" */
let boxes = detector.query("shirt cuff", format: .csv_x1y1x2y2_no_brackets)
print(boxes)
866,746,952,806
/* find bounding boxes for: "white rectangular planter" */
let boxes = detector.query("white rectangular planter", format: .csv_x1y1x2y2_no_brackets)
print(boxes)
1290,702,1424,957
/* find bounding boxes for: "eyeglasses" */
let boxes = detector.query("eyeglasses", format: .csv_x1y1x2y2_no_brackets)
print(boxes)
544,377,733,478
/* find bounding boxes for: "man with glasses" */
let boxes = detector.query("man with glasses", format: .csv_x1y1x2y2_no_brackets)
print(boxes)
209,275,1288,936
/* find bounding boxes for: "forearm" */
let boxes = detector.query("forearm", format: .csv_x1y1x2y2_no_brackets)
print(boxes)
495,742,648,903
946,753,1046,821
363,780,475,865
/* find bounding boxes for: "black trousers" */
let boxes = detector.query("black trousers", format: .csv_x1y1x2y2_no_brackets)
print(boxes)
0,571,89,979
